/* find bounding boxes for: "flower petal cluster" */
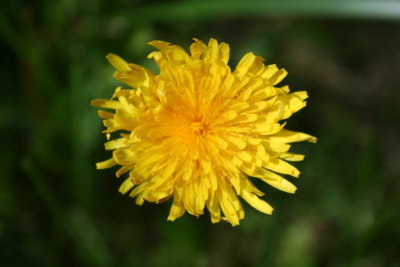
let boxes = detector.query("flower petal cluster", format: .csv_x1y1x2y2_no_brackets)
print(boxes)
92,38,316,226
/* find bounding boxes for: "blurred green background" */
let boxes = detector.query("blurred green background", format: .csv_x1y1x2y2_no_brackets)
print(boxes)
1,0,400,266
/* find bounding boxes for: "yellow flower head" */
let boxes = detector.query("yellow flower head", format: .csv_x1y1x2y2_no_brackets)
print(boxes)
91,38,316,226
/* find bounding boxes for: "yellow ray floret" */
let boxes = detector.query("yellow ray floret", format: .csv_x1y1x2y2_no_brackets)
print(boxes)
91,38,316,226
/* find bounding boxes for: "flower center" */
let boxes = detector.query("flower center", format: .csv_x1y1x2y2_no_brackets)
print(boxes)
190,121,208,136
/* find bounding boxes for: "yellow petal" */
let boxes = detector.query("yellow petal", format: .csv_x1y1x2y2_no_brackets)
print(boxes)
261,64,279,79
280,152,305,162
236,150,253,162
270,129,317,143
91,99,121,109
234,52,256,78
119,178,135,194
225,135,247,149
163,160,178,178
206,193,221,223
265,158,300,177
182,161,194,181
168,198,186,221
97,110,114,119
217,189,239,226
113,148,139,165
252,168,297,194
206,38,219,59
106,53,130,71
135,151,164,169
210,135,229,149
240,190,273,214
148,40,190,66
269,68,287,85
256,144,270,163
104,138,128,150
116,164,134,178
96,158,116,169
190,38,207,60
267,178,297,194
219,42,230,64
252,122,283,135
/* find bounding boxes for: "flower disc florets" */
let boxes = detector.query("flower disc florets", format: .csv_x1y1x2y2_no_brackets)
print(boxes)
92,38,316,226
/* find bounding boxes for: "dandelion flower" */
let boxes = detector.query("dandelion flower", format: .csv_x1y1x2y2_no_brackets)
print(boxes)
91,38,316,226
